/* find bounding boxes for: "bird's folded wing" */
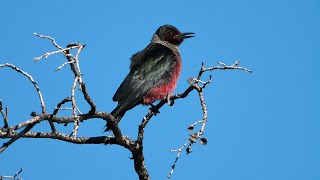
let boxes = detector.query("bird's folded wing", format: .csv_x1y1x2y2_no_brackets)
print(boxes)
113,43,176,105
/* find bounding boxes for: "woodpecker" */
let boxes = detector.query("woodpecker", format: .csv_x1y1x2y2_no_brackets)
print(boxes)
105,24,194,131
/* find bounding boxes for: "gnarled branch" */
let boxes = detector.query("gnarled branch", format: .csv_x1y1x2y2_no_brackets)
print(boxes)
0,34,252,180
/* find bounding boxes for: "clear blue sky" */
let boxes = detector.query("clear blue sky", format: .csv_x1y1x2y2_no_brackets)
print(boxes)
1,0,319,179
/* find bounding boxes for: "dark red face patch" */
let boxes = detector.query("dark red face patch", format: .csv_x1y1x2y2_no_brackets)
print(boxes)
164,29,183,45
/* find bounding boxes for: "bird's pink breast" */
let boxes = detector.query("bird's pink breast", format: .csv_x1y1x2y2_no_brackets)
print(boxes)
142,56,182,104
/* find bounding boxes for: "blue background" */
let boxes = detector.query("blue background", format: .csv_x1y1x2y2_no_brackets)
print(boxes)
0,0,319,179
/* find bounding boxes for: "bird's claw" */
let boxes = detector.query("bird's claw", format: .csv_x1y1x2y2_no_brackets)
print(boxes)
166,94,174,106
149,104,160,115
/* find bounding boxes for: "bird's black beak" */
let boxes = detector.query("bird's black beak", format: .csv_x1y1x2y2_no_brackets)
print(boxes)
181,32,195,39
175,32,195,40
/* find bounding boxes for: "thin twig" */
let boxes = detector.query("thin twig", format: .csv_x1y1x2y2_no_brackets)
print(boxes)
53,98,72,115
167,140,191,178
13,168,23,179
47,97,71,133
197,90,208,136
0,100,9,128
204,60,253,73
71,76,79,117
70,116,80,137
70,76,80,137
0,64,46,113
167,61,252,178
0,168,24,180
33,32,63,50
55,60,75,71
167,83,209,179
5,107,9,128
33,46,80,62
74,45,84,87
65,43,96,115
34,34,94,114
187,120,203,130
55,107,73,111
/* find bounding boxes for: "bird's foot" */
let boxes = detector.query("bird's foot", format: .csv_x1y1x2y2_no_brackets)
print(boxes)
166,94,175,106
149,104,160,116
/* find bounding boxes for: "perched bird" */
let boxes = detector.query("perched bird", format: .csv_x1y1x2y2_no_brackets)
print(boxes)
106,24,194,131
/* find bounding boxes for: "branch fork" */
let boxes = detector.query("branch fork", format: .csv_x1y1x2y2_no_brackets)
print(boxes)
0,33,252,180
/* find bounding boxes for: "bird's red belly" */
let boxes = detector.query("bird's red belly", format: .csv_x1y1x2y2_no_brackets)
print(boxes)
142,80,176,104
142,58,181,104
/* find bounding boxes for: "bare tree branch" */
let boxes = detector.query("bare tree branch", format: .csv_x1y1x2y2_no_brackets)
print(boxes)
0,123,37,153
1,130,129,146
0,63,46,153
167,61,252,178
0,33,252,180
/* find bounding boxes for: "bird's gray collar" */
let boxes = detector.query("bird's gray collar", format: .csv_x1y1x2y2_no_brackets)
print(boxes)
151,34,179,52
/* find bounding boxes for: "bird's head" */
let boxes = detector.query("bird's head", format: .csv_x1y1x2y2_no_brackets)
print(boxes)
155,24,195,46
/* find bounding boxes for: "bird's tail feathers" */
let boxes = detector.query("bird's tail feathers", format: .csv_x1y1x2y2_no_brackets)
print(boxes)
104,100,140,132
104,105,126,132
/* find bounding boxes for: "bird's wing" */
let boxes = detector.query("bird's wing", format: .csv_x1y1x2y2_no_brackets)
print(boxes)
113,43,176,105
